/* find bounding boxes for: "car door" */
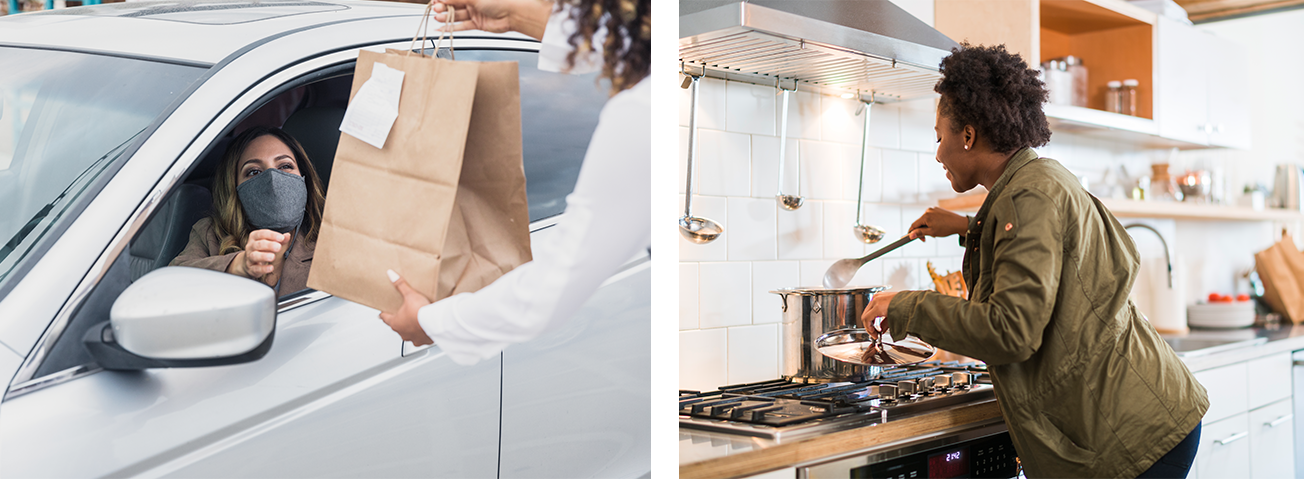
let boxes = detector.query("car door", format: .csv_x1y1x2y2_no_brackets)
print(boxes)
0,20,506,478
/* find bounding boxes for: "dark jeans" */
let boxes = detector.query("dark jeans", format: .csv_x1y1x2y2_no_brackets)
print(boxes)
1136,424,1202,479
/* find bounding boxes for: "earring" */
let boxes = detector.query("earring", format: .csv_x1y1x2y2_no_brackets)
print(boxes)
964,145,969,150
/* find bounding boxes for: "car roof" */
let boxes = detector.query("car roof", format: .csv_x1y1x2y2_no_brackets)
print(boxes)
0,0,444,66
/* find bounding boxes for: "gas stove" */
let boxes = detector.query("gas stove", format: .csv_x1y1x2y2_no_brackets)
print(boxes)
679,360,994,442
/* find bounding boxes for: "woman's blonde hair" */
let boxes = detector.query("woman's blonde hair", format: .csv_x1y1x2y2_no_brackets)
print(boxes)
211,126,326,255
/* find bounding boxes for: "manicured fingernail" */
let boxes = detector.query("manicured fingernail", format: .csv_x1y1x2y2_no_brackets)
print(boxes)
387,269,400,283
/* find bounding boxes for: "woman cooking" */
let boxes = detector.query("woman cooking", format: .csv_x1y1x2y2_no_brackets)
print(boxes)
863,43,1208,478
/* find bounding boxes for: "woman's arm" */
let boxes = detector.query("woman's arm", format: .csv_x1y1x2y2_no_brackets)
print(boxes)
382,79,651,365
169,219,241,273
885,188,1063,365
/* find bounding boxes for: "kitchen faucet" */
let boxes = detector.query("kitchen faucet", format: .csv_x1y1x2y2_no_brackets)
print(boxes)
1123,223,1173,288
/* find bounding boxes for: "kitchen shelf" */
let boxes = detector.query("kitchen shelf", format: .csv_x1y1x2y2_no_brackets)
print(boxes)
938,193,1304,222
1044,103,1201,149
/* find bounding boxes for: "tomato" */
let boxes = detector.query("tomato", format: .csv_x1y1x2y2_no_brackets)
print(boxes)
1208,293,1221,302
1237,294,1251,302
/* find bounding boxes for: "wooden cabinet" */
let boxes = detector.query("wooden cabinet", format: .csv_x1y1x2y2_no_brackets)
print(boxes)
1155,16,1252,149
934,0,1252,150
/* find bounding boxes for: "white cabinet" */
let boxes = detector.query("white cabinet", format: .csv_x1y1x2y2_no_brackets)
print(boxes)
1197,413,1251,479
1155,16,1252,149
1249,398,1294,479
1191,353,1294,479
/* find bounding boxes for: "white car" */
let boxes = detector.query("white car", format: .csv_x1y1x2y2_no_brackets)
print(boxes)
0,1,650,477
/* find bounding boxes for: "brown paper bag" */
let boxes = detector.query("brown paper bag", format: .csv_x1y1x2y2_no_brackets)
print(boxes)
435,60,532,299
1255,231,1304,323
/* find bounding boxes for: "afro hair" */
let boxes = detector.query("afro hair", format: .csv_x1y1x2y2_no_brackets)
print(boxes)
934,42,1051,154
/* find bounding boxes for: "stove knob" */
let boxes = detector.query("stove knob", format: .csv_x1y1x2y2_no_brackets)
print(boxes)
897,380,916,396
952,372,971,387
875,384,897,399
933,375,951,389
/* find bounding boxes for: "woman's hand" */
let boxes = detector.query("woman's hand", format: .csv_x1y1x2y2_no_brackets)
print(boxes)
229,229,289,279
907,207,968,242
861,291,899,339
379,270,435,346
432,0,552,40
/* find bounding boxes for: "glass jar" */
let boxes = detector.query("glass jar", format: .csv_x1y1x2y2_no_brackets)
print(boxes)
1105,80,1123,114
1121,79,1139,116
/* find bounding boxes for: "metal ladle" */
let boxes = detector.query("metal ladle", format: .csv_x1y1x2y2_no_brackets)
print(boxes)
679,72,722,244
852,97,885,244
775,81,803,210
823,235,915,288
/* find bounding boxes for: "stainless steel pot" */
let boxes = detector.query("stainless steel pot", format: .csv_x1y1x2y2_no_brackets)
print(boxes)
772,285,888,383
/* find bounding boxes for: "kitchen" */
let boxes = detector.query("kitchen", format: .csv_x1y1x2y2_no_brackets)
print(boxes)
676,0,1304,477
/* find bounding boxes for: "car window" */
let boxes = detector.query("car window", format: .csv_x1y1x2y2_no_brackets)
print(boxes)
0,47,204,294
453,50,605,222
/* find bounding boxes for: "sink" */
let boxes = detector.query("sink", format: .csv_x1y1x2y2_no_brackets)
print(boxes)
1162,336,1267,358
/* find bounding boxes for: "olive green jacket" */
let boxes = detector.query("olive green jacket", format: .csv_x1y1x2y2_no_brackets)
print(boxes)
887,148,1208,478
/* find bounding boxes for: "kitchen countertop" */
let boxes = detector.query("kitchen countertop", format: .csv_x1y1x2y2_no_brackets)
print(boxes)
679,399,1005,478
1169,321,1304,372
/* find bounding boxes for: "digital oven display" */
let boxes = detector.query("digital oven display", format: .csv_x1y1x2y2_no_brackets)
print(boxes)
927,446,970,478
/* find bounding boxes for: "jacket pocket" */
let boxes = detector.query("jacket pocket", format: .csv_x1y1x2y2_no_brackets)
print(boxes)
1021,410,1097,474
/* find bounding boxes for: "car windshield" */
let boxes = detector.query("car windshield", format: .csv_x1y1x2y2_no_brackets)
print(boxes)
0,47,205,291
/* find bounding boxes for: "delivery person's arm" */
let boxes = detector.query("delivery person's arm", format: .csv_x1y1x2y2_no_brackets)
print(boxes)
868,188,1064,366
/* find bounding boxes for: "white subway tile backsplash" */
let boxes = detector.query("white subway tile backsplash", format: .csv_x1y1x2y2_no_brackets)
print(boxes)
899,98,938,153
699,262,752,329
867,104,901,150
845,146,881,203
881,149,920,204
785,89,822,141
777,201,824,260
727,81,778,136
936,232,967,258
696,129,752,197
680,263,699,330
680,329,728,391
882,258,922,292
728,324,780,384
728,197,777,261
821,95,863,145
680,77,727,130
800,259,837,287
753,261,800,324
800,140,849,200
679,194,729,262
824,202,869,260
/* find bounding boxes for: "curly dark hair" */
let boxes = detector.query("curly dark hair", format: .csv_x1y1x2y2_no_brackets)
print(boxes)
558,0,650,95
934,42,1051,154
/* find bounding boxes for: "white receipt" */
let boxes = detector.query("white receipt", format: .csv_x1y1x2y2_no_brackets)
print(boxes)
340,62,405,149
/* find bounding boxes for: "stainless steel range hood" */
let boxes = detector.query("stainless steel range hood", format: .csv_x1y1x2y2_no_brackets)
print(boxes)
679,0,960,102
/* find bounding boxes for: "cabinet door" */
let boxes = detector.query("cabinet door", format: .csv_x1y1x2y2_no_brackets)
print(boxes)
1197,413,1252,479
1248,353,1292,410
1250,399,1294,479
1156,16,1210,146
1205,33,1252,150
1194,363,1249,423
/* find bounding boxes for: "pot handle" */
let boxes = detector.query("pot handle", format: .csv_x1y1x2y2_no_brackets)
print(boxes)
777,292,789,313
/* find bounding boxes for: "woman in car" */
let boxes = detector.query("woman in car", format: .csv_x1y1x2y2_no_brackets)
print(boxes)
861,43,1207,478
378,0,650,365
171,126,327,298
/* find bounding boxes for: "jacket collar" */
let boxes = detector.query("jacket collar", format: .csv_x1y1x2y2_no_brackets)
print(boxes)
976,147,1040,221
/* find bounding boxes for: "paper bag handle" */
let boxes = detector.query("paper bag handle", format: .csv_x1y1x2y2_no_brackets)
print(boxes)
410,2,456,60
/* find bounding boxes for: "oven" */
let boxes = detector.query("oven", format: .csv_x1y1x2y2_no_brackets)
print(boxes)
801,421,1020,478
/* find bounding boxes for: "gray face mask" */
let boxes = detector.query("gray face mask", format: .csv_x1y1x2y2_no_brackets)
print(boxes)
236,168,307,233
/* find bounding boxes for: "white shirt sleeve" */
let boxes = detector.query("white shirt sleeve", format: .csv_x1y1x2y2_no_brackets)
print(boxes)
416,78,650,366
537,5,604,74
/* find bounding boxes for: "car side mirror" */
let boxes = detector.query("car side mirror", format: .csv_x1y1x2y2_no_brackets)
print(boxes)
83,267,277,370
